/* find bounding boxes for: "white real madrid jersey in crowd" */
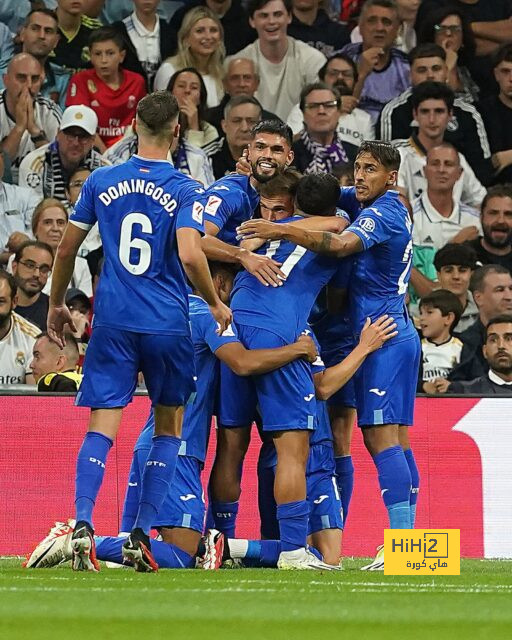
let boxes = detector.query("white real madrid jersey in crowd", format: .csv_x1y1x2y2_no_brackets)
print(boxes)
421,336,463,382
0,313,39,385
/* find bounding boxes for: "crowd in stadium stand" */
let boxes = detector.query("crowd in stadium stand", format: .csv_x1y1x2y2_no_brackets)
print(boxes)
1,0,512,395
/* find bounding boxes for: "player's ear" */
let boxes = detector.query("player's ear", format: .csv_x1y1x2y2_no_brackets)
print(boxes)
285,149,294,167
387,170,398,186
132,118,137,136
221,119,227,135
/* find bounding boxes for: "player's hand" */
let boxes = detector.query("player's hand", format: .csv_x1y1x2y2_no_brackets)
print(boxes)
359,315,398,353
209,299,233,335
295,334,318,363
47,304,77,349
358,47,385,76
236,148,252,177
237,219,287,241
69,309,89,339
452,225,480,243
239,249,286,287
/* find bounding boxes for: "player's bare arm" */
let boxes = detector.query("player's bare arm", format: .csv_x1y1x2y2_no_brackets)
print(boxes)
177,227,232,333
202,220,286,288
47,222,89,348
238,219,363,258
314,316,398,401
215,333,317,377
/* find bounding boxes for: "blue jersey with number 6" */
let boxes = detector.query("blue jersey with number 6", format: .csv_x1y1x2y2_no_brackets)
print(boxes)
231,216,339,342
70,155,205,335
342,188,415,343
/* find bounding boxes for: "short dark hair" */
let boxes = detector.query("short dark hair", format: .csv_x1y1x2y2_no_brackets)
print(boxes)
470,264,511,294
14,240,54,264
36,331,80,360
360,0,398,18
0,270,17,299
411,81,454,111
25,8,58,28
408,43,446,65
434,243,477,272
167,67,208,122
417,6,476,66
223,95,262,120
250,120,293,148
485,314,512,339
296,173,340,217
136,91,180,136
89,26,126,52
259,167,302,199
299,82,340,112
319,54,358,83
481,184,512,213
356,140,401,171
420,289,463,333
493,43,512,69
247,0,292,18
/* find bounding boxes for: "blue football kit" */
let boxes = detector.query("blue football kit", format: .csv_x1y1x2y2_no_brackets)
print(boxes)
219,216,340,433
203,174,259,245
71,155,206,409
120,295,239,535
337,187,421,427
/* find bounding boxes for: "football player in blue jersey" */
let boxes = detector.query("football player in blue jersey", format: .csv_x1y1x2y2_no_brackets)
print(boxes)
201,120,295,288
25,262,319,571
200,317,397,570
211,173,353,570
239,141,422,570
46,91,232,572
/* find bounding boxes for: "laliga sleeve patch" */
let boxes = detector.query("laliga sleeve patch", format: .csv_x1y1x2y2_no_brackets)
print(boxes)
358,217,375,233
205,195,222,216
192,201,204,224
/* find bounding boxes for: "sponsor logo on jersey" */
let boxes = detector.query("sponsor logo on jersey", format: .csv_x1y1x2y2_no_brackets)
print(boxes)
180,494,196,502
205,195,222,216
369,388,386,396
192,201,204,224
359,217,375,233
304,393,315,401
313,495,328,504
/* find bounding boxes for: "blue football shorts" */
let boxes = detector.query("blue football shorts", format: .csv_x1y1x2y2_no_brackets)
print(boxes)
76,326,196,408
354,334,421,427
219,324,316,432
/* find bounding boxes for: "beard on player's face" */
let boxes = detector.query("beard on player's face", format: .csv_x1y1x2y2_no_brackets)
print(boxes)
251,157,282,183
0,308,13,329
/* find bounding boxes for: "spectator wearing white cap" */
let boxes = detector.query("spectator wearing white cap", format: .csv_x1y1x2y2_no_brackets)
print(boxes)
18,105,110,204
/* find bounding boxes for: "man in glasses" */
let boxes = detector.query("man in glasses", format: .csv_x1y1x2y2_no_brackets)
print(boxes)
18,105,110,203
292,82,357,175
11,240,54,331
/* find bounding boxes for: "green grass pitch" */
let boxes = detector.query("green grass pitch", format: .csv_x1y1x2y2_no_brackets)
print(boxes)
1,558,511,640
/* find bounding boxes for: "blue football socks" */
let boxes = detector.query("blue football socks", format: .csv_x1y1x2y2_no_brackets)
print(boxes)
404,448,420,528
133,435,180,534
373,445,412,529
75,431,113,527
209,500,239,537
276,499,309,551
335,455,354,524
95,536,194,568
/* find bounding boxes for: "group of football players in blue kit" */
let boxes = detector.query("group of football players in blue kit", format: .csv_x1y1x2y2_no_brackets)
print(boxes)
26,90,421,573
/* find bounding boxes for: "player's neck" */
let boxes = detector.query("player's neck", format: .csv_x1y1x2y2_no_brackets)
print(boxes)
417,130,443,153
0,314,12,341
136,141,172,161
135,9,157,31
97,68,123,90
293,6,318,26
259,35,288,64
57,8,81,34
499,91,512,110
456,290,468,309
427,188,454,218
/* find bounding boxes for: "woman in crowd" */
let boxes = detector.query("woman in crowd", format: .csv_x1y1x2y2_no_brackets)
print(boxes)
418,6,479,103
153,6,225,107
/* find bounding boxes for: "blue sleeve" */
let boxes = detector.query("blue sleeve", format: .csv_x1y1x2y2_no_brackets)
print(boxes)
69,173,97,229
345,204,394,250
330,257,353,290
338,187,360,221
203,193,232,232
176,182,207,234
200,311,240,353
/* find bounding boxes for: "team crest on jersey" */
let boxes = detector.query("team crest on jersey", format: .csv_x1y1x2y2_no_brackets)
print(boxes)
127,95,136,109
70,83,77,97
358,217,375,233
205,195,222,216
192,201,204,224
15,351,25,367
87,79,97,94
26,172,41,188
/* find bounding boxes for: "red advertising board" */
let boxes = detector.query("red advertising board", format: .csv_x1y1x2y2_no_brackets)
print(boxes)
1,396,510,558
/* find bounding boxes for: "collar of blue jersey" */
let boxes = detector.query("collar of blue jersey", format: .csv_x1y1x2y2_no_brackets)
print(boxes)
132,154,173,165
488,369,512,386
